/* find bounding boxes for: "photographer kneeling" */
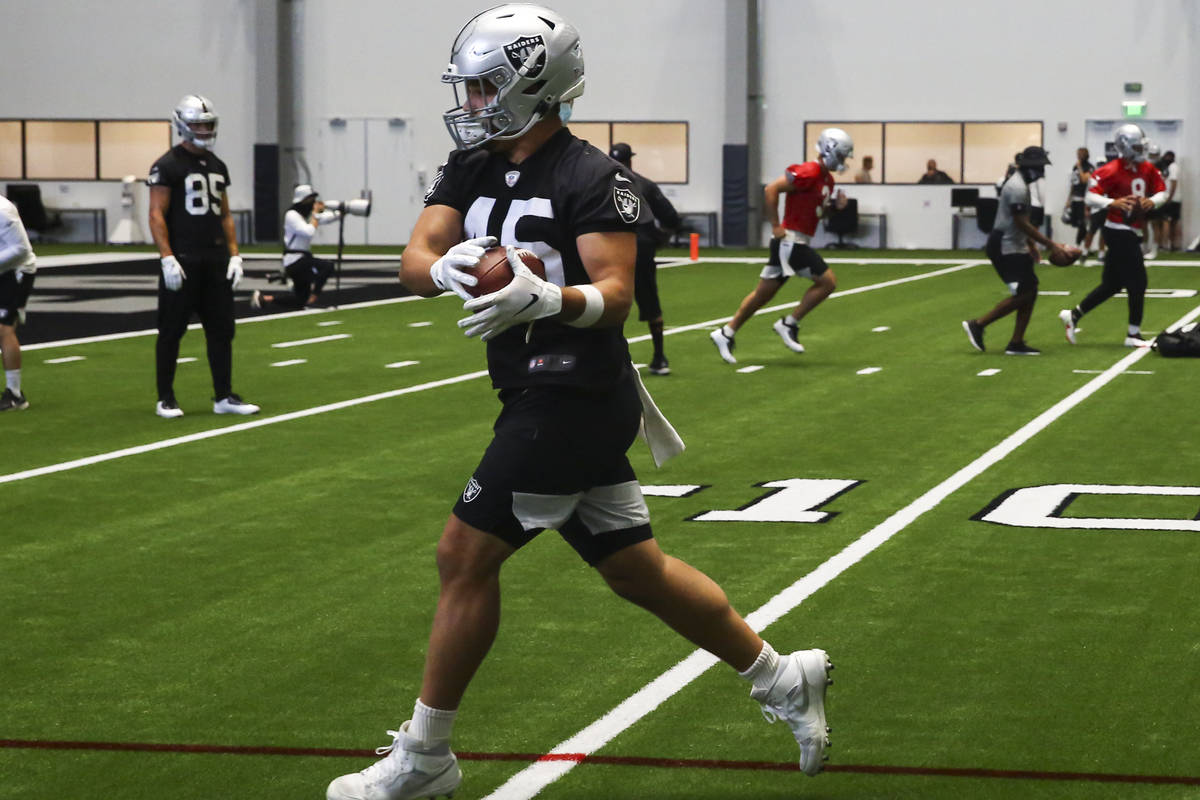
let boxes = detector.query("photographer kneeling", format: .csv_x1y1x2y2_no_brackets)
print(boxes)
253,184,338,310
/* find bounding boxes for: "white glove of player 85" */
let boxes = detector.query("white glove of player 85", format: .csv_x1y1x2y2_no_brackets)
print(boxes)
429,235,497,300
226,255,244,289
459,246,563,341
161,255,186,291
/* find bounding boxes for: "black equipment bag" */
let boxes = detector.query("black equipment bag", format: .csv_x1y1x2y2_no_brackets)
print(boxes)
1154,326,1200,357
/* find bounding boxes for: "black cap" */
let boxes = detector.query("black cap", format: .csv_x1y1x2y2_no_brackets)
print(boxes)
1016,146,1051,166
609,142,634,163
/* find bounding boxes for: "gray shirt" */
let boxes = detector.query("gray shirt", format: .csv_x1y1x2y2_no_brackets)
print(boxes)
994,171,1033,255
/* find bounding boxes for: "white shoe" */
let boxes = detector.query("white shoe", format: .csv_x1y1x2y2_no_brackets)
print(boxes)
772,317,806,353
710,327,737,364
1058,309,1078,345
155,400,184,418
213,393,260,415
750,649,832,776
251,289,263,310
327,722,462,800
1124,334,1152,348
1145,248,1158,260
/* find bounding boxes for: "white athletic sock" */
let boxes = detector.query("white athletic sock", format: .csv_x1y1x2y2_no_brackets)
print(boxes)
739,641,780,693
5,369,20,394
721,324,736,339
1128,324,1141,337
410,699,457,748
784,314,798,326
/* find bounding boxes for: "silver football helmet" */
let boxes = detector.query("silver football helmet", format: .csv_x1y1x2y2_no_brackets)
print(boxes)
441,4,585,150
172,94,218,150
815,128,854,172
1112,123,1146,163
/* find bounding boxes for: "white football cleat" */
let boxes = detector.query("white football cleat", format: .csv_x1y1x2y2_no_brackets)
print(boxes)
1058,309,1078,345
710,327,737,364
327,722,462,800
213,393,260,415
772,317,806,353
1124,334,1152,348
155,400,184,418
751,649,833,776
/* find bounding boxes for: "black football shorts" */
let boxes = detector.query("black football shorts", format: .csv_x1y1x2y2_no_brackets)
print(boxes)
453,375,653,565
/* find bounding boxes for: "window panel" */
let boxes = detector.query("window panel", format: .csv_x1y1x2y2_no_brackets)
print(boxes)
99,121,170,180
803,123,883,181
610,122,687,183
0,122,21,178
963,122,1042,184
884,123,962,184
25,120,96,179
568,122,611,154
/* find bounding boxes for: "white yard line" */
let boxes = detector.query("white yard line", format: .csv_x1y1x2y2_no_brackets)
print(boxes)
480,301,1200,800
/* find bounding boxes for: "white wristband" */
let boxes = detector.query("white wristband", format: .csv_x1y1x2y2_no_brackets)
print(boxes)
566,284,605,328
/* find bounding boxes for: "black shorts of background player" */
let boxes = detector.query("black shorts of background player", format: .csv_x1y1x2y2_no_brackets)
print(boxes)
325,7,835,799
962,146,1073,356
147,95,258,419
0,194,36,411
609,142,680,375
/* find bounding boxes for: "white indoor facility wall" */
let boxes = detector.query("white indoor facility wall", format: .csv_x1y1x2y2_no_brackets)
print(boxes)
0,0,266,242
297,0,726,243
761,0,1198,248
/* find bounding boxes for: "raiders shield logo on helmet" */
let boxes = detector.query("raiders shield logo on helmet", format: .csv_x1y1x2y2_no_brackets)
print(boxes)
613,186,640,224
504,35,546,78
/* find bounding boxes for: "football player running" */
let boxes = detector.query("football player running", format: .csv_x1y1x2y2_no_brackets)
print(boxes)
710,128,852,364
147,95,258,417
325,6,833,800
1059,123,1167,348
961,146,1075,355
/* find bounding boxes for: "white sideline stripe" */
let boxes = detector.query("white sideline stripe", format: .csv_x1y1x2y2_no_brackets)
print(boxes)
627,261,984,345
1073,368,1154,375
385,360,420,369
736,365,763,373
0,370,490,486
318,320,343,327
978,368,1001,377
271,333,352,348
270,359,307,367
872,326,890,332
44,356,85,364
409,321,433,327
177,357,197,364
482,300,1200,800
857,366,882,375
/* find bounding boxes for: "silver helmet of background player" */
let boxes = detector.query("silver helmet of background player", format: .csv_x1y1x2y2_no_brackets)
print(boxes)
172,94,218,150
441,4,585,150
815,128,854,172
1112,123,1147,163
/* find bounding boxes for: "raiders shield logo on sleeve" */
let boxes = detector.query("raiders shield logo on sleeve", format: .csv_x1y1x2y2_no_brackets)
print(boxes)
613,186,640,224
504,35,546,77
423,164,445,202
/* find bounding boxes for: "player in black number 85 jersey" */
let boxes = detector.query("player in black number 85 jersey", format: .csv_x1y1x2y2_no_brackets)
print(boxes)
326,7,834,800
146,94,258,418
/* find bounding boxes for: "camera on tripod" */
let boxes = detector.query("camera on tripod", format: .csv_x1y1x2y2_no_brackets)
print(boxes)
324,193,372,217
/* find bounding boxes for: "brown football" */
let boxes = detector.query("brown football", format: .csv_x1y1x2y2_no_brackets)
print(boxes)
1049,245,1083,266
467,246,547,297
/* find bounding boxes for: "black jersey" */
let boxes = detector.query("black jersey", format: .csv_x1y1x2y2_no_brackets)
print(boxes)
1069,160,1094,199
426,128,644,390
626,169,681,244
147,144,231,255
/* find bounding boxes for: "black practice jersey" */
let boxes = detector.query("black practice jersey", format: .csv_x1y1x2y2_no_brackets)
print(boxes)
147,145,231,255
426,128,644,390
626,169,681,243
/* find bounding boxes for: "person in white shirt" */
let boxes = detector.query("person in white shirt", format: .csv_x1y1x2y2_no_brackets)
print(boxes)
252,184,339,310
0,194,36,411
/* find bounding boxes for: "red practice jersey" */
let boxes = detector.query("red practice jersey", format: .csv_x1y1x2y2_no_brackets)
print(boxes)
1089,158,1165,231
781,161,835,236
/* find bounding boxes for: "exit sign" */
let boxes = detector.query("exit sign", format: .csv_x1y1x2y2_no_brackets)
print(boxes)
1122,100,1147,118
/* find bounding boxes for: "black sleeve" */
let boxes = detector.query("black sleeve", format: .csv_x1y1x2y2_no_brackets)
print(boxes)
146,151,179,189
566,160,642,236
424,153,472,212
642,178,681,231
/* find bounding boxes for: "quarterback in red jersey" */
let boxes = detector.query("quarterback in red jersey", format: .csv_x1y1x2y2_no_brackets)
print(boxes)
1058,123,1167,348
710,128,852,364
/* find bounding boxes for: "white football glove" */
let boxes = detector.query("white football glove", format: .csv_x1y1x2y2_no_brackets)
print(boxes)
226,255,244,289
161,255,186,291
459,246,563,342
429,235,496,300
